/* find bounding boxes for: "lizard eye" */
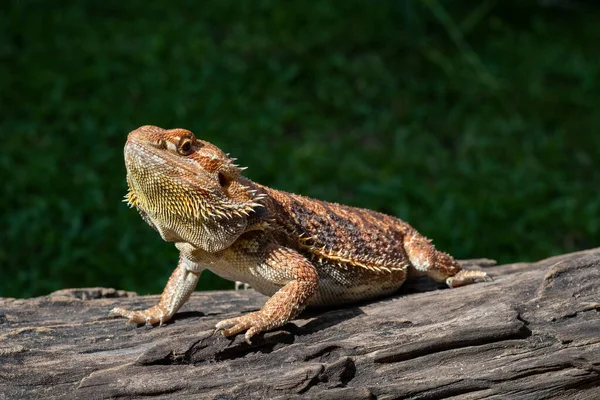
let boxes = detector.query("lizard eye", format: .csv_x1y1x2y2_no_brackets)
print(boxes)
177,137,194,156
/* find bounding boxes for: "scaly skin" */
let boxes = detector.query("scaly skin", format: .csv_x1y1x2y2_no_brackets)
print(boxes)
110,125,492,343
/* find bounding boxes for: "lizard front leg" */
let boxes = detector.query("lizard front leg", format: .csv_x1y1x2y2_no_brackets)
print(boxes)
216,244,319,344
110,255,203,325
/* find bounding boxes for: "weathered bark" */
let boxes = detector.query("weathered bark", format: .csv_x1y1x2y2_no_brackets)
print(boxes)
0,249,599,399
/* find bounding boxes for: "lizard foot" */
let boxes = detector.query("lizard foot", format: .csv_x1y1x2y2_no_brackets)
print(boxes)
109,305,168,326
446,270,493,288
215,312,270,344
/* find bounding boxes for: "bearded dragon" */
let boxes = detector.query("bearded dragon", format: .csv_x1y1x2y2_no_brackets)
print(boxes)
110,125,491,343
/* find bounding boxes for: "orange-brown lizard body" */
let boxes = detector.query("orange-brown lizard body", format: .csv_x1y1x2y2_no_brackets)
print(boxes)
111,125,491,343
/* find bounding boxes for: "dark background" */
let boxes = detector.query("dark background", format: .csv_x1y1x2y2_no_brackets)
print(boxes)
2,1,599,298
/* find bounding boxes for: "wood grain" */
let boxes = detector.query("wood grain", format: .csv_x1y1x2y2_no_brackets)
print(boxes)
1,250,599,399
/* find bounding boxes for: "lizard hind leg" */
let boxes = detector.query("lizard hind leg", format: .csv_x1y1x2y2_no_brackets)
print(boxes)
403,230,491,288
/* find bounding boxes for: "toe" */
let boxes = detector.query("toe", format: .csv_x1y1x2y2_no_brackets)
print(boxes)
109,307,129,318
244,326,262,344
446,269,493,288
221,320,252,337
216,312,266,339
215,317,239,330
109,307,163,325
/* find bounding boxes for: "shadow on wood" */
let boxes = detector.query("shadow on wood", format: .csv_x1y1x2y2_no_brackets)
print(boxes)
1,249,599,399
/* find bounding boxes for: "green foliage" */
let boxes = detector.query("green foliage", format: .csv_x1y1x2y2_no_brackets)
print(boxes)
1,1,599,298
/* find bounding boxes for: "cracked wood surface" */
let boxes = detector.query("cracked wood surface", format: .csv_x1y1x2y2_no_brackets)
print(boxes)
1,249,599,399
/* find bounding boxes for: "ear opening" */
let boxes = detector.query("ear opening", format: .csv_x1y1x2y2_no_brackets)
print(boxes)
218,172,230,188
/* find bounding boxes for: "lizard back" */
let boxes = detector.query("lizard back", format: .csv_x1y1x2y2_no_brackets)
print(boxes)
261,187,414,304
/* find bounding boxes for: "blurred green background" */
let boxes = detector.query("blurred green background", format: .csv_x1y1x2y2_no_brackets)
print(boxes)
1,1,599,298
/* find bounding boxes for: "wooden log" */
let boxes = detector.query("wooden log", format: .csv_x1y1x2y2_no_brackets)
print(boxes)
1,249,599,399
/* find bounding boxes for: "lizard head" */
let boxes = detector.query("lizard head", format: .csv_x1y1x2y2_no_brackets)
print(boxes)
124,125,264,252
